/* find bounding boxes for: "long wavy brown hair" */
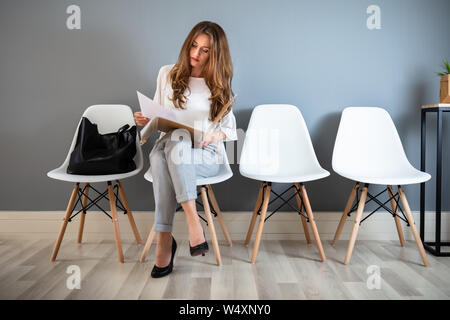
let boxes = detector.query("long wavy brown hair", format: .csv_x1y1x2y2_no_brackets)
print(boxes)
168,21,234,122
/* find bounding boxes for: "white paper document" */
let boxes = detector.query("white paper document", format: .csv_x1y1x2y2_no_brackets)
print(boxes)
136,91,205,147
137,91,176,121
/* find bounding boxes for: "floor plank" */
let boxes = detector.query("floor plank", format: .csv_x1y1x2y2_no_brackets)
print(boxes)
0,237,448,300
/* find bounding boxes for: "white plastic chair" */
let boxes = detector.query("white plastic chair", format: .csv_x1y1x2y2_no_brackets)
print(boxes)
331,106,430,266
239,104,329,263
139,141,233,266
47,105,143,262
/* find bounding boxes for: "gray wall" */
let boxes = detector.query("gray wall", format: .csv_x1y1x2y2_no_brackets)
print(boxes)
1,0,450,211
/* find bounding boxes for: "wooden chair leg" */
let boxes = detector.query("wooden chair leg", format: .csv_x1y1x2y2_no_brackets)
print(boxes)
294,183,311,244
299,184,326,262
107,182,124,263
344,184,368,265
201,186,222,266
51,183,79,261
250,184,271,263
245,182,265,246
77,183,89,244
116,180,142,244
206,184,232,247
387,185,406,247
140,223,156,262
333,183,360,245
398,186,429,267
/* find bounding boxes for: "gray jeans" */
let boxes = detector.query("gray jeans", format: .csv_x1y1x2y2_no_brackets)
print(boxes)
149,128,221,232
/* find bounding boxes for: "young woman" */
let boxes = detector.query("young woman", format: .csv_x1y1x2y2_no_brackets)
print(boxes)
134,21,237,278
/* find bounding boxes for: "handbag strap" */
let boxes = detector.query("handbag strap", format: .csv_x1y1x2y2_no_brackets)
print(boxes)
118,124,130,133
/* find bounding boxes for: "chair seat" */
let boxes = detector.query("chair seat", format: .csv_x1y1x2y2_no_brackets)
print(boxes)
334,167,431,185
144,166,233,186
239,167,330,183
47,105,144,184
144,140,233,186
47,165,142,183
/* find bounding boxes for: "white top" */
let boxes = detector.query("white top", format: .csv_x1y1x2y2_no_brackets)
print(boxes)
153,64,238,142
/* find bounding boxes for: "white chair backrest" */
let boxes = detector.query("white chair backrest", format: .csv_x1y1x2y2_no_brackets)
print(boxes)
239,104,322,177
332,107,413,175
61,105,142,169
83,105,136,133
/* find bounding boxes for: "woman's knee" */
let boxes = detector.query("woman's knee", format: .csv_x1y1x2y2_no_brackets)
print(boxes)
170,128,192,141
164,129,193,164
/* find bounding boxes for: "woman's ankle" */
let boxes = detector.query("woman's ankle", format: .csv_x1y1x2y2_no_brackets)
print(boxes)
188,223,206,246
155,232,173,267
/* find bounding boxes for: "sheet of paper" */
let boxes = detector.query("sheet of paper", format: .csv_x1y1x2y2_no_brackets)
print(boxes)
137,90,208,149
140,116,205,148
137,91,176,121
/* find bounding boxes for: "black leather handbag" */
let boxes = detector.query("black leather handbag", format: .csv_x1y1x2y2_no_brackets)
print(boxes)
67,117,137,175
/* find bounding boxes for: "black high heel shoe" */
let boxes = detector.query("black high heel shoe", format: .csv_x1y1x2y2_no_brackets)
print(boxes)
189,230,209,256
151,236,177,278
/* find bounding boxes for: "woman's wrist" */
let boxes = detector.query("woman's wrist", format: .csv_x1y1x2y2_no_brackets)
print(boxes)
213,130,226,142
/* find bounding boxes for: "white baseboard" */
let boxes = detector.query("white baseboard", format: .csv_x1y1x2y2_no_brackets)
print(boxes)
0,210,448,241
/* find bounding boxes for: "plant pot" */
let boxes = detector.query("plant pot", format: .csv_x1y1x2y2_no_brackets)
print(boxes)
440,74,450,103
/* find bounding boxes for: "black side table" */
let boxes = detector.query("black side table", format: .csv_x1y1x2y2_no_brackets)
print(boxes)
420,103,450,256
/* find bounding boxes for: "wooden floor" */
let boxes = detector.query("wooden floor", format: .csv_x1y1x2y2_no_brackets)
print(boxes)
1,237,450,300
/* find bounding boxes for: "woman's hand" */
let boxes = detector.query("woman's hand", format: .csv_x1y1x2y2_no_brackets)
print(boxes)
200,130,226,148
134,111,150,126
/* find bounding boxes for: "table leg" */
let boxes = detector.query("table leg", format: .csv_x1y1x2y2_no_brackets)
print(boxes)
436,110,442,254
420,109,426,241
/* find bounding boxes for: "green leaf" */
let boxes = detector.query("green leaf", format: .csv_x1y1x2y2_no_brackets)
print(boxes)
437,58,450,76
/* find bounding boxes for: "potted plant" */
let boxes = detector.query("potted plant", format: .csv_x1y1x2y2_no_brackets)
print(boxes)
437,58,450,103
